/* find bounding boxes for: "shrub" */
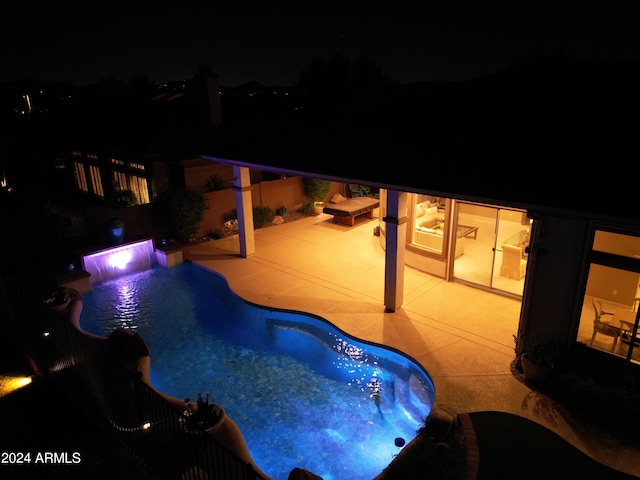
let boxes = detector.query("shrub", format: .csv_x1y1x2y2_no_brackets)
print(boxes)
223,207,275,230
109,189,138,208
302,178,331,203
154,188,206,243
297,198,318,216
253,206,274,229
223,209,238,223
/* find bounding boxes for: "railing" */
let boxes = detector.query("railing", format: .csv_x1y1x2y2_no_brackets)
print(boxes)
23,304,268,480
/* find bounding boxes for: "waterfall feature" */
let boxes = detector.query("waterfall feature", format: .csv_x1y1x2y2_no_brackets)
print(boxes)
81,238,156,284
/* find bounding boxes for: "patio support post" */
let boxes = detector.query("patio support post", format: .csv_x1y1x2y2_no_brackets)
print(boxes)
233,165,255,257
382,189,407,312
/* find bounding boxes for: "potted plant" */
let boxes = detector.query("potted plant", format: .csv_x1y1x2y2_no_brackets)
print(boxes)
182,393,224,432
103,217,125,244
276,202,287,218
516,336,558,383
110,189,138,208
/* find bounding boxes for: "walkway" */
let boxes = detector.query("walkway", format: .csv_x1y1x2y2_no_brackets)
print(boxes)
184,210,640,478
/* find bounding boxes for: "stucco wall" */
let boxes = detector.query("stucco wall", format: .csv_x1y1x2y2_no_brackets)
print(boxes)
197,176,307,236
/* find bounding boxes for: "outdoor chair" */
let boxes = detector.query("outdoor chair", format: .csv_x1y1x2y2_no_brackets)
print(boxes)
348,184,370,198
590,299,619,352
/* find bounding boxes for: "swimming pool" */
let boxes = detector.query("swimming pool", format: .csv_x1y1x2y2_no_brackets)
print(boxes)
79,262,435,480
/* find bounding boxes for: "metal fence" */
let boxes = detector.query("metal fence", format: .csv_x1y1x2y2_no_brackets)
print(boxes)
23,303,268,480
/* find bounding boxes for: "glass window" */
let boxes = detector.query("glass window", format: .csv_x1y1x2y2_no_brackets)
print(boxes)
73,162,88,192
110,171,150,205
580,229,640,363
129,175,150,204
88,165,103,197
112,171,127,191
593,231,640,259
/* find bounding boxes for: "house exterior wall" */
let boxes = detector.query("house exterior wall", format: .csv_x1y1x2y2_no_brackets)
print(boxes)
82,176,308,243
184,163,235,193
518,214,590,350
84,204,157,246
403,248,448,278
199,188,239,235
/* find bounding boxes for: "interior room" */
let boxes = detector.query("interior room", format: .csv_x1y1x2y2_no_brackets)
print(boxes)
578,256,640,363
453,202,528,297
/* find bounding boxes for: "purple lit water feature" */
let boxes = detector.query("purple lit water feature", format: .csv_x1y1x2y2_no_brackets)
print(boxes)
81,238,156,284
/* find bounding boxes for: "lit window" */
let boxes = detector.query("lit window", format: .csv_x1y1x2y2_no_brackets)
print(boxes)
581,229,640,362
73,162,88,192
113,171,127,190
88,165,104,197
129,175,150,204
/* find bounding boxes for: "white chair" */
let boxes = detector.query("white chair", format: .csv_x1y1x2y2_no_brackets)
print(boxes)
500,244,526,280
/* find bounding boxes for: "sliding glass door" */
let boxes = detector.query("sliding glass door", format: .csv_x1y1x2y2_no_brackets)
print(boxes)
453,201,528,296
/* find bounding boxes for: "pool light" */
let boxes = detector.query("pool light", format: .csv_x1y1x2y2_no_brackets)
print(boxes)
82,238,156,284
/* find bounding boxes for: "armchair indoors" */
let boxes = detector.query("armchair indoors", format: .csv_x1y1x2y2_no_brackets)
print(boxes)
499,244,526,280
590,299,619,352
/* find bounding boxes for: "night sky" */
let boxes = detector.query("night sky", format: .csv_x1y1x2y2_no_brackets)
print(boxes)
2,3,640,87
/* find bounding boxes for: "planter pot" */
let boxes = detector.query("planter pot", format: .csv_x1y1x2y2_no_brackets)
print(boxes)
521,353,554,383
103,218,125,245
183,403,225,434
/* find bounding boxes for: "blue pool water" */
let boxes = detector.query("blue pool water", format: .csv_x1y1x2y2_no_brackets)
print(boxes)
79,262,435,480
